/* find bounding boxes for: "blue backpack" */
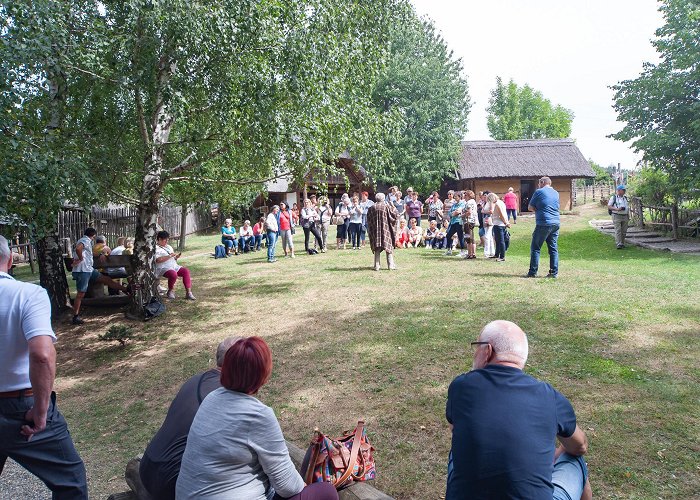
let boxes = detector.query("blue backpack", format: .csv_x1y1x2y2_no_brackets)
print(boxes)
214,244,228,259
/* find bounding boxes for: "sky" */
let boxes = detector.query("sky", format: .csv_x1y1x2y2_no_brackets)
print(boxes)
410,0,664,170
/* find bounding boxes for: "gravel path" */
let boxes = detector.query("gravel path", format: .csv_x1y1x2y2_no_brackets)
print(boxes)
0,459,51,499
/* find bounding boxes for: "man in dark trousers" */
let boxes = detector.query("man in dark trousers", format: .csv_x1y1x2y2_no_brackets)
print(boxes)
0,235,88,499
139,336,241,500
446,320,592,500
526,176,561,278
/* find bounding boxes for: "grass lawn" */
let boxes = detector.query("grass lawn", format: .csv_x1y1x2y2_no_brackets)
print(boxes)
19,203,698,499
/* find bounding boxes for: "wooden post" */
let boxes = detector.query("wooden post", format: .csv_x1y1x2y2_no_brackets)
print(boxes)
671,203,679,240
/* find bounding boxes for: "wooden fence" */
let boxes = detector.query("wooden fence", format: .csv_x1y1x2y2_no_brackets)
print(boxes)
629,197,700,239
56,204,213,248
573,183,615,206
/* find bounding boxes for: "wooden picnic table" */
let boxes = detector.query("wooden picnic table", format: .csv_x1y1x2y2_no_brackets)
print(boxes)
64,254,134,307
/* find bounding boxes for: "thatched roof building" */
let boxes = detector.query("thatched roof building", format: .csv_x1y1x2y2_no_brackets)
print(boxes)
447,139,594,211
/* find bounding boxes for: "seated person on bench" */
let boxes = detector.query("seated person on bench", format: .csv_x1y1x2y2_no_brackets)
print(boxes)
139,337,241,500
221,219,239,256
446,320,591,500
176,337,338,500
239,220,254,252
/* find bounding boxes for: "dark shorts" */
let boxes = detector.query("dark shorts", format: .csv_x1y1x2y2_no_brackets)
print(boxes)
72,269,101,293
336,223,348,239
464,223,475,243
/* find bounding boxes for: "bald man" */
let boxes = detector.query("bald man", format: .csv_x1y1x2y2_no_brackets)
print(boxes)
446,321,591,500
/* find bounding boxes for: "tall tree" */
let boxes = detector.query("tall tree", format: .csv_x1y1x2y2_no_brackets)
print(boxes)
486,77,574,140
372,7,470,194
1,0,102,316
71,0,400,317
611,0,700,196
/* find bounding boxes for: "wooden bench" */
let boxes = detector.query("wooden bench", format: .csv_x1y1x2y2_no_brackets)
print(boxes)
64,255,133,307
108,442,394,500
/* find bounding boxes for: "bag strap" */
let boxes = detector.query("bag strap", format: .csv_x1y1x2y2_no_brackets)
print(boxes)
334,421,365,489
303,429,322,485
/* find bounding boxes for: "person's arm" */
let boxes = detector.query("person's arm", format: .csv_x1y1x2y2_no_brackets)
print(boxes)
155,248,173,264
21,335,56,437
250,407,305,498
558,425,588,457
72,242,84,266
528,191,538,213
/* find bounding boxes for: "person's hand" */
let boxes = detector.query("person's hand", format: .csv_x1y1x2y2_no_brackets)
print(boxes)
21,406,47,439
71,258,82,267
175,253,181,259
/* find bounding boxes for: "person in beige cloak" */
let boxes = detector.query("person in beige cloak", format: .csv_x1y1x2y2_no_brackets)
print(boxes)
367,192,398,270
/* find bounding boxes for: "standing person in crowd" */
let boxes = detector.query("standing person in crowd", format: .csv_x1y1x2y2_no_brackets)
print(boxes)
408,218,424,247
443,190,455,221
239,220,254,253
404,187,414,206
265,206,280,263
359,191,374,249
0,235,89,499
463,190,479,259
348,194,364,250
278,202,295,259
291,202,300,226
156,231,196,300
608,185,629,249
221,218,239,256
317,196,333,252
445,320,591,500
481,191,495,258
406,191,424,227
71,227,130,324
504,187,518,224
424,219,439,249
388,186,398,203
444,192,467,257
367,193,398,271
396,219,410,248
428,191,444,224
176,337,339,500
526,176,560,278
309,194,318,207
476,195,486,249
300,198,324,254
253,217,266,251
488,193,511,262
393,190,406,228
334,194,352,250
140,336,241,500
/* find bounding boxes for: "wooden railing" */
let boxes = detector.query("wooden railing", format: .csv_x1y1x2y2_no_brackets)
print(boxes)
629,197,700,239
573,183,615,206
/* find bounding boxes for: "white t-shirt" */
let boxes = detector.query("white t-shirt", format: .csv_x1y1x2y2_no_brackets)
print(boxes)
108,245,127,275
466,199,479,225
608,195,629,215
72,235,94,272
265,213,279,232
239,226,254,237
492,200,508,226
0,272,56,391
155,244,180,276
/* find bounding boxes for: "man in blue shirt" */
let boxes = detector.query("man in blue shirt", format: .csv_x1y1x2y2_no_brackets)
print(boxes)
446,320,591,500
526,176,561,278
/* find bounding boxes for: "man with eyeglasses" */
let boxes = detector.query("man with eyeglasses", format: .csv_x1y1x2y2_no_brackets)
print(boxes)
445,320,592,500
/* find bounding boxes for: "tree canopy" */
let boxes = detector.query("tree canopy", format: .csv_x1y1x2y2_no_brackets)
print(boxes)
611,0,700,197
486,77,573,140
372,7,470,194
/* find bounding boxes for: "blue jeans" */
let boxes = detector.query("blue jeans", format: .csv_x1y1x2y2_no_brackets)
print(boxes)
507,208,517,221
552,453,589,500
266,231,278,261
0,392,88,499
493,225,506,259
254,234,264,250
238,236,253,252
529,224,559,276
222,237,238,253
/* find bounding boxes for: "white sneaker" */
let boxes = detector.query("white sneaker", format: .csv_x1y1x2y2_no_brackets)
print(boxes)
186,292,196,300
167,291,176,300
459,251,467,258
444,250,452,256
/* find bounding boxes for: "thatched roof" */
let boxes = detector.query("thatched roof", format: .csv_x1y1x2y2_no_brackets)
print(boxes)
457,139,594,179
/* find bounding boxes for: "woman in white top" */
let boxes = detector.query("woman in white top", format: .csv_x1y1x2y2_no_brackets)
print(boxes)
155,231,195,300
487,192,511,262
176,337,338,500
481,192,495,258
334,195,352,250
348,194,363,250
300,198,324,254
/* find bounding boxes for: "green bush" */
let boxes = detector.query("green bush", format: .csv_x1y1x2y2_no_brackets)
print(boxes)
628,166,672,205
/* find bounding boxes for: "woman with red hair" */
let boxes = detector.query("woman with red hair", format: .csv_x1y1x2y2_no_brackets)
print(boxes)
176,337,337,500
